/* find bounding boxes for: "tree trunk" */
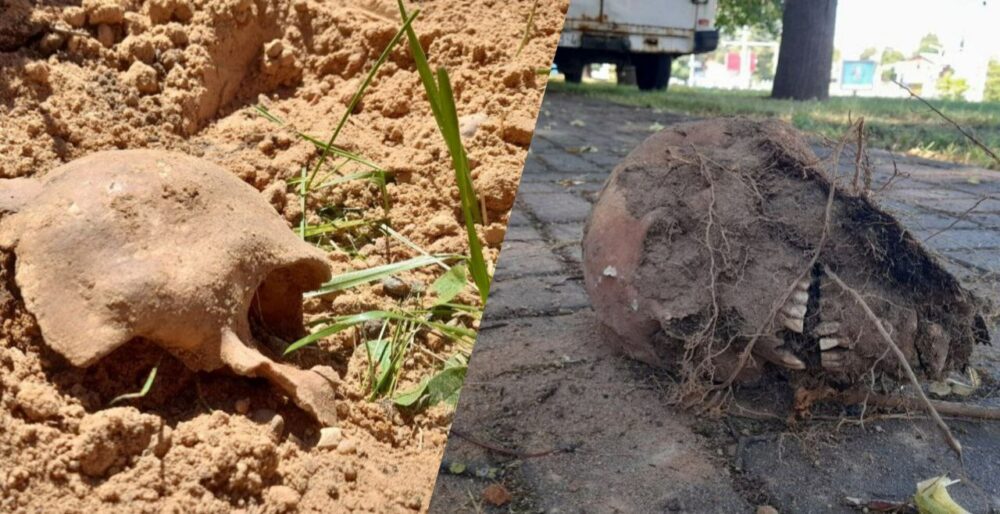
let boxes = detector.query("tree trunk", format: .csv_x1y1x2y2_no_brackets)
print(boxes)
772,0,838,101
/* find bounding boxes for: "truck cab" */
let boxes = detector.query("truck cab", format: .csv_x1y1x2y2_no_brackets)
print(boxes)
555,0,720,90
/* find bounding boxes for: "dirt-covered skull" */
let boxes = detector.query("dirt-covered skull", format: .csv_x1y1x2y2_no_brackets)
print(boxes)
0,150,338,425
582,118,990,388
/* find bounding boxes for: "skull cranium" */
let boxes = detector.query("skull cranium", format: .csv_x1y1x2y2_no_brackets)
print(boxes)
0,150,338,425
582,118,990,388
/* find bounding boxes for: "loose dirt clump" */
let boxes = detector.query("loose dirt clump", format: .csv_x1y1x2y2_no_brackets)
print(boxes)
582,118,991,404
0,0,567,511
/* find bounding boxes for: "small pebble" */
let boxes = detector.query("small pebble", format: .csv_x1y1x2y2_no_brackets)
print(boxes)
266,485,300,512
336,438,357,455
264,39,284,59
124,61,158,95
234,398,250,414
381,276,411,299
97,24,115,48
317,427,343,449
756,506,779,514
23,62,49,84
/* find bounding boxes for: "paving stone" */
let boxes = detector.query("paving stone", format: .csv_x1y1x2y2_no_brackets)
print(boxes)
518,192,593,224
492,240,565,279
502,224,545,242
911,228,1000,251
535,151,597,174
481,275,589,320
507,208,531,227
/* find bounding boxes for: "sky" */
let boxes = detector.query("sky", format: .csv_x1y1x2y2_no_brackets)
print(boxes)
834,0,1000,61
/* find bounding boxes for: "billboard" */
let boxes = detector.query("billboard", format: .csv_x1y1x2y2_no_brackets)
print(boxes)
841,60,877,90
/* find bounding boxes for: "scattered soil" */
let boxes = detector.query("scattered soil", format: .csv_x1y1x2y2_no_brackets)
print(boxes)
581,118,991,401
0,0,567,512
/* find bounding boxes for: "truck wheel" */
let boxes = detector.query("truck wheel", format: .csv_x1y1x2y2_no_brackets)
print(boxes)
562,63,583,84
634,54,671,91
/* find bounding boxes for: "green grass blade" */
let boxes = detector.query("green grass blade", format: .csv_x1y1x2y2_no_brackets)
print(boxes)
398,0,492,303
380,224,450,271
434,69,491,302
295,219,369,238
285,310,404,354
431,263,467,305
393,362,467,408
305,254,450,298
308,9,419,189
109,365,158,405
397,0,443,119
514,0,539,59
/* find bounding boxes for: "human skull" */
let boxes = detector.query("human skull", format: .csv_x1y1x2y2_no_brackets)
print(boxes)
582,118,989,387
0,150,338,425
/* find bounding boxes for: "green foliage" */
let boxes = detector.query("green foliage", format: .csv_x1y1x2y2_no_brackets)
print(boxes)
304,255,455,299
109,364,159,405
917,33,942,55
253,1,495,414
671,58,690,82
985,60,1000,103
397,0,492,304
860,47,877,61
754,47,775,81
936,68,969,101
393,354,467,408
552,81,1000,170
881,47,906,65
716,0,783,36
879,48,905,83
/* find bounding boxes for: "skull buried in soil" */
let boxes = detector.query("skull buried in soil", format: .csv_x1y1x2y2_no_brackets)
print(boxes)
0,150,338,425
582,118,990,385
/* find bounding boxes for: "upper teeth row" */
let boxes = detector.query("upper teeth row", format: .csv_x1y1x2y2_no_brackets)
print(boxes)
780,280,810,333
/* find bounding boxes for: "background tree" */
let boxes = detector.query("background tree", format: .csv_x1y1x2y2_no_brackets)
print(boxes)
916,33,941,55
716,0,783,36
860,47,877,60
718,0,840,101
880,47,905,82
771,0,839,100
936,67,969,101
985,60,1000,102
754,47,776,81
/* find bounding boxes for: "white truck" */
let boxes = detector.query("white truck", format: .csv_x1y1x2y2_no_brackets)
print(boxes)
555,0,720,90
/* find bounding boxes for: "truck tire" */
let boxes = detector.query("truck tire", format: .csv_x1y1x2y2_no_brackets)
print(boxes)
562,63,583,84
633,54,671,91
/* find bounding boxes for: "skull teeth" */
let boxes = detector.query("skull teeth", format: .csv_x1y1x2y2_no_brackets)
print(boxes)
814,321,840,336
781,304,807,319
782,316,804,333
795,279,810,292
819,337,842,351
821,350,846,369
791,291,809,305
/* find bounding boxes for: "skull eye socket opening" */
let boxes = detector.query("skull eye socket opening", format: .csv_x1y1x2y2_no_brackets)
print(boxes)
249,260,329,343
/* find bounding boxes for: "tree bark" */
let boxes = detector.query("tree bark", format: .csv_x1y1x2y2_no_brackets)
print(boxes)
772,0,838,101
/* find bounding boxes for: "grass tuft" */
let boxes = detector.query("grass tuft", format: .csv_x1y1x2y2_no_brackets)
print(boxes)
397,0,492,304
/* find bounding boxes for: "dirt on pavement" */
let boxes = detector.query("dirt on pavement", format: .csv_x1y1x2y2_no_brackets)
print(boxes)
0,0,567,512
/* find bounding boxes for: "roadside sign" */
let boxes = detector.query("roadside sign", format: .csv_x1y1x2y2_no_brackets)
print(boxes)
841,60,877,90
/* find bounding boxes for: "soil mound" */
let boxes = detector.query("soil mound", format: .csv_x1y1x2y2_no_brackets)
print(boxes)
582,118,990,394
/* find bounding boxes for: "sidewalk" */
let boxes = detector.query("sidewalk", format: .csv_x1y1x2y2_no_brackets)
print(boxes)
431,91,1000,513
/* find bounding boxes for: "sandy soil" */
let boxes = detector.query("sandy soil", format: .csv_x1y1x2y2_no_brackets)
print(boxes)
0,0,567,512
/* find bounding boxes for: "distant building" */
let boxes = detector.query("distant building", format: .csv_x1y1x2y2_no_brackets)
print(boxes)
887,53,945,96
